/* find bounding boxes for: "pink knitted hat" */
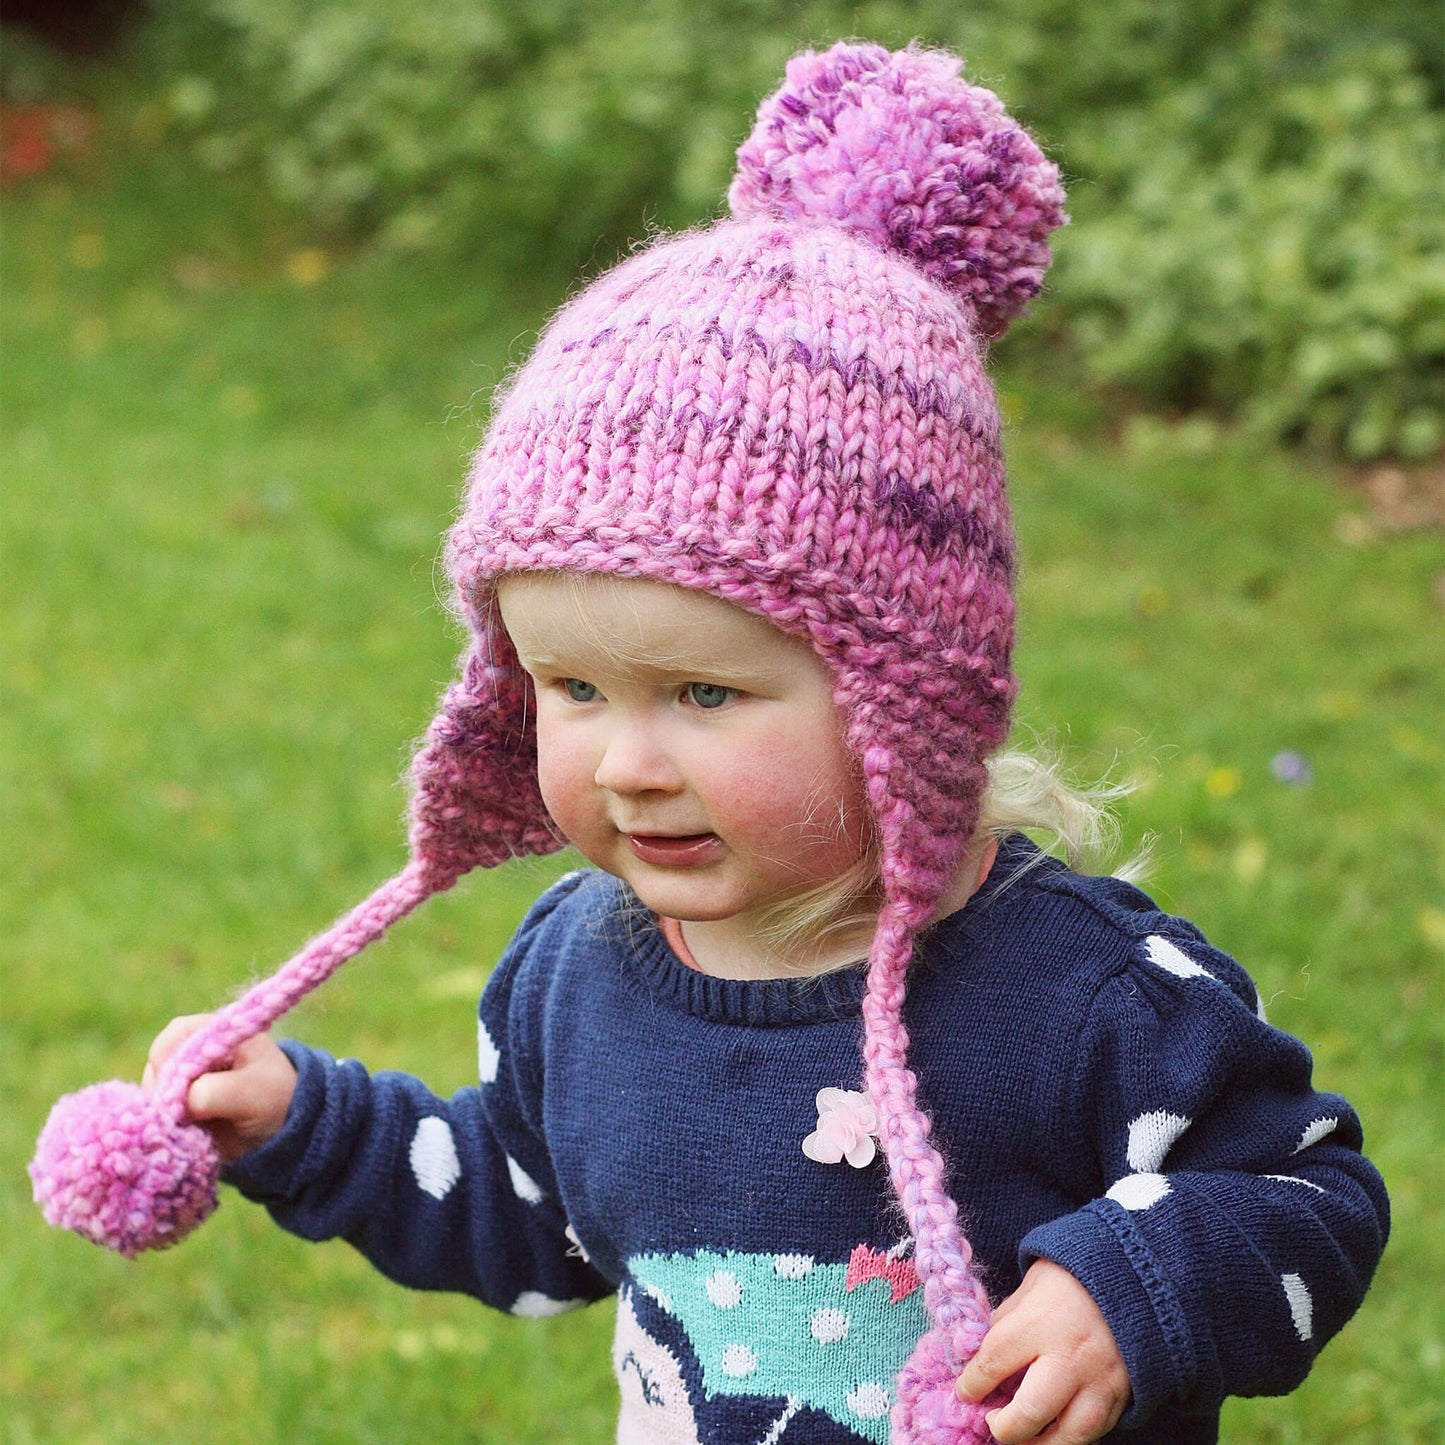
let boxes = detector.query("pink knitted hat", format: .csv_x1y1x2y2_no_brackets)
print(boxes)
33,41,1063,1443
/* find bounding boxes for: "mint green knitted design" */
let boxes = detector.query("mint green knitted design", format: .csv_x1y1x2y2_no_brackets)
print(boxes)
628,1247,928,1441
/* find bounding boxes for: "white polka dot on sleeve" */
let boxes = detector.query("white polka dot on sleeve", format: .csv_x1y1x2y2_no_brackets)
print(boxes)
409,1117,462,1201
1144,935,1217,981
1281,1272,1314,1340
506,1154,544,1204
1292,1117,1339,1155
1264,1173,1327,1193
476,1018,500,1083
1105,1172,1172,1211
1126,1110,1193,1174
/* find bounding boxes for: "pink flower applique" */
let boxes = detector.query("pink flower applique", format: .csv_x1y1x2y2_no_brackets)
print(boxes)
802,1088,880,1168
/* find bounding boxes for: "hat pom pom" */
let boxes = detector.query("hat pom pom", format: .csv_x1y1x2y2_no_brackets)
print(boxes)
729,40,1066,337
29,1080,220,1258
892,1323,1003,1443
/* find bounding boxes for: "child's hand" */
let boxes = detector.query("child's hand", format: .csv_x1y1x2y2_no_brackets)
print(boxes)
143,1014,298,1163
956,1258,1130,1444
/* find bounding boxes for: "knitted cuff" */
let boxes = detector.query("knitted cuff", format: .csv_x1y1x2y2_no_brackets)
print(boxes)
1019,1199,1198,1428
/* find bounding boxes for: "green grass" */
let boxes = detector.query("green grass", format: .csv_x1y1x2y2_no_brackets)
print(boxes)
4,97,1442,1444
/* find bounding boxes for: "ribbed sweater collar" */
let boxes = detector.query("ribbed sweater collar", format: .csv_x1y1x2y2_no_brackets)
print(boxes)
599,835,1036,1027
607,893,867,1026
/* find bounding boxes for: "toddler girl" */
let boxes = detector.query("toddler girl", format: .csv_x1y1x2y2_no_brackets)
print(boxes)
34,41,1387,1445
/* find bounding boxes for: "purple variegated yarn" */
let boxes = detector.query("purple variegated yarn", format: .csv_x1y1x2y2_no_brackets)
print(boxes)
32,40,1063,1441
29,1079,221,1259
730,42,1063,338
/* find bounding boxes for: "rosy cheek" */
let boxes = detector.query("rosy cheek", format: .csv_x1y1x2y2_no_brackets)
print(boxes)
533,722,593,839
723,740,866,869
722,757,855,855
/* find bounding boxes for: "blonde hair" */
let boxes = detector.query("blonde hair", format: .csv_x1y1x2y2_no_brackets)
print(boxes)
978,748,1151,882
756,746,1151,971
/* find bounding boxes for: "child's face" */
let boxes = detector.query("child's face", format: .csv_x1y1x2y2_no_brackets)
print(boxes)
497,573,871,969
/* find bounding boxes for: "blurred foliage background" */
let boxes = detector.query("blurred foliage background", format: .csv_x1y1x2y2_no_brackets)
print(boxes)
2,4,1442,1442
7,0,1441,461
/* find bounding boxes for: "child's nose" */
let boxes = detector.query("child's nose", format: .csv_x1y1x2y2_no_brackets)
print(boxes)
593,722,682,796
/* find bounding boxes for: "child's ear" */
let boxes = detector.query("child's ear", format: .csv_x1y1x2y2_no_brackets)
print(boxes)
976,835,1000,889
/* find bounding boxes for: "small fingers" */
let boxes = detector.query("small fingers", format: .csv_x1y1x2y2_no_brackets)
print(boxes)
1047,1389,1127,1445
142,1013,215,1088
957,1322,1024,1404
994,1387,1125,1445
184,1041,282,1119
982,1356,1072,1442
185,1036,297,1161
985,1359,1129,1445
185,1068,235,1122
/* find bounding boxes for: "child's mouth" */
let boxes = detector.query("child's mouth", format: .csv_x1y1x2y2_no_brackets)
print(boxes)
625,833,723,867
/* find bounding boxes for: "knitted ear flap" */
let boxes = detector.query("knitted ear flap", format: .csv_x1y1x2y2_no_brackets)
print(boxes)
408,633,565,873
29,629,562,1259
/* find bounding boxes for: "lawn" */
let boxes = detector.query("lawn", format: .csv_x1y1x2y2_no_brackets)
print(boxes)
3,95,1441,1443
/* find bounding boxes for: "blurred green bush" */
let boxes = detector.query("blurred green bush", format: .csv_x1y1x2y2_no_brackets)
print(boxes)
133,0,1443,460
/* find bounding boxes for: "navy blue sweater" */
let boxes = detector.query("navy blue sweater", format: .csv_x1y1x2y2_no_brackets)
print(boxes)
228,836,1388,1443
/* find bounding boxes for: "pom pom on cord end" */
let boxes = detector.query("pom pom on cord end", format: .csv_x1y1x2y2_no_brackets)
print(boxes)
29,858,450,1257
29,1079,221,1258
893,1322,1011,1445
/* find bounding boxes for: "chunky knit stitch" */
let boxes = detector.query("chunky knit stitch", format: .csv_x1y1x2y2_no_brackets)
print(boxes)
32,40,1067,1441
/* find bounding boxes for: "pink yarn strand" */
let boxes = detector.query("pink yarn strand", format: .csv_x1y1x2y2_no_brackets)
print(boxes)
155,860,443,1112
862,900,1006,1442
28,860,451,1258
862,902,992,1338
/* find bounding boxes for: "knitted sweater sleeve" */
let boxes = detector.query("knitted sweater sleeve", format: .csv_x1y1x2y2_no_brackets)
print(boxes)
222,876,613,1315
1017,924,1388,1427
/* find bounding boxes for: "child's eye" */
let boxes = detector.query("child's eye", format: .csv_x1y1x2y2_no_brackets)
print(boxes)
684,682,735,709
561,678,600,702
